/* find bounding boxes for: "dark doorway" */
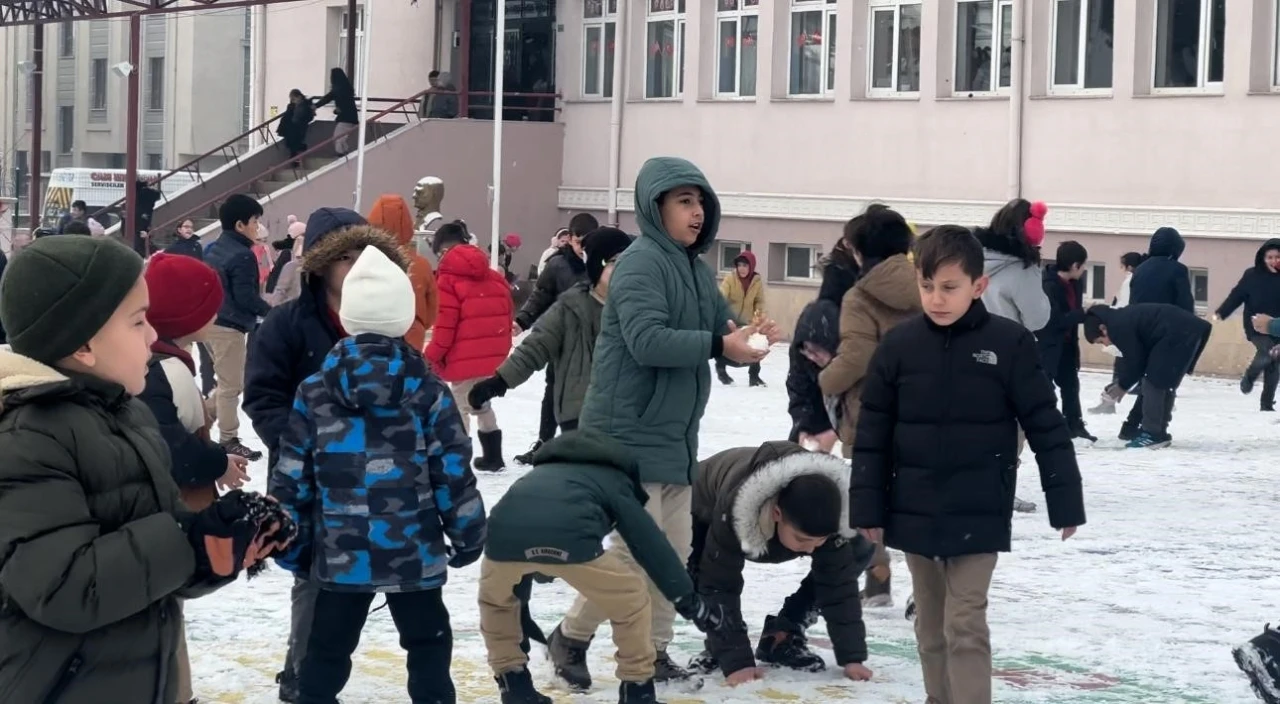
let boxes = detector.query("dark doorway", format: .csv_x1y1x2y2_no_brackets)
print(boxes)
468,0,557,121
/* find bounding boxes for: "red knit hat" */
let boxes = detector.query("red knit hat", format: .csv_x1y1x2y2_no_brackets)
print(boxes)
145,253,224,340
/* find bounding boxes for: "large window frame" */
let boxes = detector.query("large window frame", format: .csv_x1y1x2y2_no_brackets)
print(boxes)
645,0,687,99
582,0,619,98
954,0,1014,95
788,0,838,97
1189,267,1210,309
718,241,751,272
784,244,821,282
1049,0,1115,93
90,58,108,113
147,56,165,110
1081,262,1108,302
714,0,760,98
1152,0,1225,93
868,1,922,97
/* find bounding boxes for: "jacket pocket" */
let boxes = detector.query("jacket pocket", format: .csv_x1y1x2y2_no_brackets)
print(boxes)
42,653,82,704
639,374,668,426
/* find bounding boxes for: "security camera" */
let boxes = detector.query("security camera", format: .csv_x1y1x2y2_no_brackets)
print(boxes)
111,62,134,78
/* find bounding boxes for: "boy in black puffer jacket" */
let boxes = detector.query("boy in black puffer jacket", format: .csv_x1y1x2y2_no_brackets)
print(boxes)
1214,239,1280,411
851,226,1085,704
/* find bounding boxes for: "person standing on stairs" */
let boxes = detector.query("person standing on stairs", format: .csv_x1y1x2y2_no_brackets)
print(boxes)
278,89,315,166
426,220,514,473
1213,239,1280,412
203,194,272,461
511,213,595,465
716,250,767,387
314,68,358,156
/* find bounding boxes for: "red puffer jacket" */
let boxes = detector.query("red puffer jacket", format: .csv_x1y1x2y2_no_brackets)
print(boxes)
427,243,514,382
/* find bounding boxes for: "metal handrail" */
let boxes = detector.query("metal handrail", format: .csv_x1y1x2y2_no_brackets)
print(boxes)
145,88,437,239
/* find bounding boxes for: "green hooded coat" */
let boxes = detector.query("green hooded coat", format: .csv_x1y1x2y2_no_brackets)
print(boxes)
577,157,731,485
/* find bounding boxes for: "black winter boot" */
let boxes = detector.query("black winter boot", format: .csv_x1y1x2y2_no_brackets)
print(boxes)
715,362,734,386
653,650,694,682
474,430,506,472
276,669,299,702
513,440,543,465
755,615,826,672
1234,624,1280,704
687,650,719,675
619,679,665,704
496,668,552,704
748,363,766,388
547,625,592,691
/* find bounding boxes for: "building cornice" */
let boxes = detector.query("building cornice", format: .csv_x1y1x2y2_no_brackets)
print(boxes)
558,187,1280,240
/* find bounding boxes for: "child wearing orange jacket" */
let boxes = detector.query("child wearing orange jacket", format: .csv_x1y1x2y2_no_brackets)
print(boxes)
368,193,440,351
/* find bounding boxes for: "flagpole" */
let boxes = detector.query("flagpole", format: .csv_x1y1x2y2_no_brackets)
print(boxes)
489,0,505,272
352,0,374,211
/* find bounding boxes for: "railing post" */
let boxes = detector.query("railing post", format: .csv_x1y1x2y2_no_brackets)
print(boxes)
458,0,471,118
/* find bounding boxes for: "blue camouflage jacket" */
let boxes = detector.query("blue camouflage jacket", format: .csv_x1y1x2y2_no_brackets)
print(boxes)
271,333,487,593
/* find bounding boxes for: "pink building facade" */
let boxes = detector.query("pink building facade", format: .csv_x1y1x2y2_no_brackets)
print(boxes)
264,0,1280,373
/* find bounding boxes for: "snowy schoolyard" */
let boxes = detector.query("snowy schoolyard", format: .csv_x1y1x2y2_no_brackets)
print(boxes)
185,349,1277,703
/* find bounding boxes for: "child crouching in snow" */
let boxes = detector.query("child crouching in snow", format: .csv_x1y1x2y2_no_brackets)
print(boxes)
271,246,487,704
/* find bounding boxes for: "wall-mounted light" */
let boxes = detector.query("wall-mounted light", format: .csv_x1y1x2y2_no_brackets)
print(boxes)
111,61,134,78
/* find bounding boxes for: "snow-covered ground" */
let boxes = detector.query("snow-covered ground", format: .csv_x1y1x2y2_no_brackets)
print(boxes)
185,350,1276,703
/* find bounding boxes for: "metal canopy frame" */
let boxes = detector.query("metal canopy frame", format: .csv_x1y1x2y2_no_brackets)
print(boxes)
1,0,335,243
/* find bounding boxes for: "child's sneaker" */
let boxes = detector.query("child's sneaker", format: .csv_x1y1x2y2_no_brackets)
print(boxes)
755,616,826,672
547,625,592,691
653,651,696,682
1233,624,1280,704
496,668,553,704
748,371,766,388
619,679,665,704
221,437,263,461
1118,423,1140,442
1125,430,1172,449
1012,496,1037,513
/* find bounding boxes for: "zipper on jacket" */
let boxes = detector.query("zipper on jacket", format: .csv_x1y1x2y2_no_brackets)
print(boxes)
43,654,82,704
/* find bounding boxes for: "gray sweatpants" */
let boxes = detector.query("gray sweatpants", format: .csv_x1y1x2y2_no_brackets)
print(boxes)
1139,379,1177,435
285,577,321,675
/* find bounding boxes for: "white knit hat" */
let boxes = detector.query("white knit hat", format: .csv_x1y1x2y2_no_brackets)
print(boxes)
339,246,415,338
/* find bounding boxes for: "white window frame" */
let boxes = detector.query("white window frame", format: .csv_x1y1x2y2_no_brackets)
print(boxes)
645,0,687,99
1151,0,1224,94
90,58,108,112
1272,0,1280,89
954,0,1013,95
868,1,923,98
1049,0,1114,94
788,0,838,97
1189,267,1210,309
783,244,821,282
718,241,750,272
339,8,366,94
713,0,760,98
1081,262,1108,302
582,0,619,98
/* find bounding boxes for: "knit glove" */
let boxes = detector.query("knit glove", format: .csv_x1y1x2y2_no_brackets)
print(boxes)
674,593,729,633
182,490,297,581
468,376,509,409
447,546,483,569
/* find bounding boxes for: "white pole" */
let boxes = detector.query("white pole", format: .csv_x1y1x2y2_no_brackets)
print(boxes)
606,0,627,226
1006,0,1024,200
489,0,505,272
352,0,375,211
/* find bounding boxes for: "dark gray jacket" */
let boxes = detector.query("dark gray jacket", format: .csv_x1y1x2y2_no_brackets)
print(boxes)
515,246,587,331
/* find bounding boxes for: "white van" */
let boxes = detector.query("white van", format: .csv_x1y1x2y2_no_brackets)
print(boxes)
40,168,208,231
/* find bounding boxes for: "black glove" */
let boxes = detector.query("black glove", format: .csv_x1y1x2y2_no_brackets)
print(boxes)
674,593,728,633
531,571,557,584
468,376,509,409
181,490,297,581
448,546,482,569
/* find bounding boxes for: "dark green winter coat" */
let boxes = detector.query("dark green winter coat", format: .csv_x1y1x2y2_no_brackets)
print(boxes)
483,431,693,603
577,157,732,485
0,351,200,704
691,442,872,676
497,282,602,426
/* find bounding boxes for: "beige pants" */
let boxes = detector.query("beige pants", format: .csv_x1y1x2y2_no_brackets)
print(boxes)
479,555,654,682
560,483,692,650
205,325,247,442
450,377,497,435
905,552,999,704
175,601,193,703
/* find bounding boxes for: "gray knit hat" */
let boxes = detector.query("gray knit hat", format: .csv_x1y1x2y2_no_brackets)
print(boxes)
0,236,145,364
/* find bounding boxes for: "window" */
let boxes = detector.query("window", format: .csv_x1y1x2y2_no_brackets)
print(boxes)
789,0,838,96
148,57,165,110
718,241,750,271
869,1,922,95
340,8,366,92
57,106,74,155
1153,0,1224,90
91,58,108,111
146,153,164,170
583,0,619,98
955,0,1013,93
1190,268,1210,307
785,245,819,280
714,0,759,97
59,22,74,57
1051,0,1114,91
1081,262,1107,301
645,0,686,99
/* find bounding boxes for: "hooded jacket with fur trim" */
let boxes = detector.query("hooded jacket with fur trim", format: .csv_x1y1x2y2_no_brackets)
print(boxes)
244,225,408,468
0,349,210,704
426,243,514,382
690,441,873,676
367,194,439,350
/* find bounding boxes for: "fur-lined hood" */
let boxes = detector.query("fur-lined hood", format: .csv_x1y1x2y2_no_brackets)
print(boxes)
300,224,409,275
731,446,856,558
0,348,74,413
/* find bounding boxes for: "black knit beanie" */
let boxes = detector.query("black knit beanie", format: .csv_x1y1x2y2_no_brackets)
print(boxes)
583,227,633,285
0,236,144,364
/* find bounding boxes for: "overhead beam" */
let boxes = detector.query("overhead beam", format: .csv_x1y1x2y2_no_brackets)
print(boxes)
0,0,313,28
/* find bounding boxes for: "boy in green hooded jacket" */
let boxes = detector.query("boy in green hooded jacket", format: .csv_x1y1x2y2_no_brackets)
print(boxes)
549,157,782,684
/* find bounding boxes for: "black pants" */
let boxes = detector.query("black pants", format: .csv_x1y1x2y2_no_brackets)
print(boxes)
1247,336,1280,404
197,342,216,397
560,419,578,432
538,364,557,443
282,128,308,158
716,360,762,379
299,588,455,704
1050,348,1082,424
